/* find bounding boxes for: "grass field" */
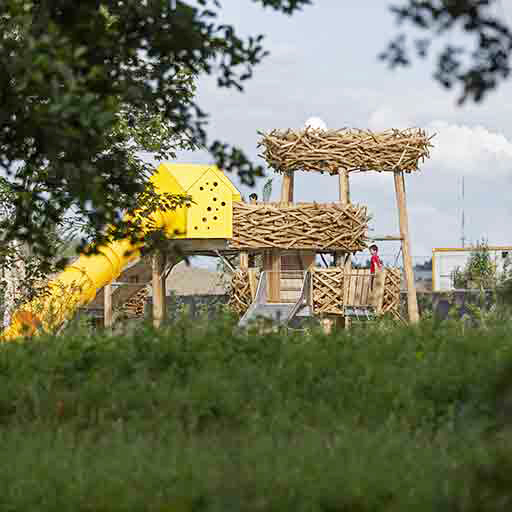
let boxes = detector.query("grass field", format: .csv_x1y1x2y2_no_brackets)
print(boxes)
1,312,512,511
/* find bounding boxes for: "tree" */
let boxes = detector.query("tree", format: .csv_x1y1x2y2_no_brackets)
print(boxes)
0,0,311,261
0,174,79,326
382,0,512,103
0,93,199,323
451,240,497,290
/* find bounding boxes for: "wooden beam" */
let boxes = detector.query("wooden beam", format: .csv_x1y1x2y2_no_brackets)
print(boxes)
104,283,113,328
239,196,257,271
263,250,281,302
152,250,166,328
260,171,294,304
335,169,352,267
281,171,294,203
369,235,403,241
338,169,350,206
393,171,419,323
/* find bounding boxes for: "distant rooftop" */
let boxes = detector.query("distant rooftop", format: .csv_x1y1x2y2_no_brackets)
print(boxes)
165,261,229,296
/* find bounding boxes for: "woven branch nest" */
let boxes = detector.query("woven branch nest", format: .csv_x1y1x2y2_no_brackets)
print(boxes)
227,270,254,316
310,267,403,320
230,202,369,252
258,128,433,174
382,268,404,322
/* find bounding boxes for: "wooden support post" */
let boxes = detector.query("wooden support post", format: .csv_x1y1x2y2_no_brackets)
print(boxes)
393,171,419,324
104,283,113,328
246,195,258,269
337,169,352,329
240,252,249,270
263,250,281,302
281,171,294,203
152,250,166,328
338,169,350,206
261,170,293,304
239,196,256,271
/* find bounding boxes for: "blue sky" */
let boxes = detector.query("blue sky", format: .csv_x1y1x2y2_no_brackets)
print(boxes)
167,1,512,266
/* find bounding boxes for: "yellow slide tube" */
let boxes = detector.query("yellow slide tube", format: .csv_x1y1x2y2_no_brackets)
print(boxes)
2,169,184,340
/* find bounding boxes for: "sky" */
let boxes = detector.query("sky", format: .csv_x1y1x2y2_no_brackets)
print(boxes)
168,1,512,267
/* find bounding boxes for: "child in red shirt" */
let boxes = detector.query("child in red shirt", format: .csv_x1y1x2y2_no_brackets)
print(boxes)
370,244,383,274
369,244,383,289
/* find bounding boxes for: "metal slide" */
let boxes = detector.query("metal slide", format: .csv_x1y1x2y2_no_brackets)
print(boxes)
238,271,311,328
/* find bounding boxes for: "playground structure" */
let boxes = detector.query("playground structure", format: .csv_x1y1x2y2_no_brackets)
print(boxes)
2,127,432,340
229,127,432,328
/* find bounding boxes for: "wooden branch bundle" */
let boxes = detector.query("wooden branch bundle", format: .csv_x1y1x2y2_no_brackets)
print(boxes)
231,202,369,252
259,128,433,174
230,267,403,321
227,270,254,316
382,268,404,322
311,267,403,320
311,268,344,315
121,287,149,318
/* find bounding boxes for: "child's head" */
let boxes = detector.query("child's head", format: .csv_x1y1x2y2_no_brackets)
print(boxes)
369,244,379,255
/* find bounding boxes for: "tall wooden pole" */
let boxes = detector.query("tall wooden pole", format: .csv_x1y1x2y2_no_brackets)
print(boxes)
152,250,166,328
265,171,295,303
281,171,294,203
338,169,352,274
337,169,352,329
393,171,419,324
338,169,350,205
104,283,113,328
240,195,258,270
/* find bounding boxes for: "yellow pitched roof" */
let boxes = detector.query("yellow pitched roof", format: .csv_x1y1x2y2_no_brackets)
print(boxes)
157,163,241,201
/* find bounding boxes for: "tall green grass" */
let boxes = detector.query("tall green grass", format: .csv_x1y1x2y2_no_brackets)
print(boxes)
0,314,511,511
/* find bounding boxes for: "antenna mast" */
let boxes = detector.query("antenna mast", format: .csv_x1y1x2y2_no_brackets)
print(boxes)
461,176,466,248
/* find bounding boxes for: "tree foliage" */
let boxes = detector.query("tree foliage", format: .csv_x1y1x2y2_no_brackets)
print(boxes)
452,241,497,290
382,0,512,103
0,0,311,260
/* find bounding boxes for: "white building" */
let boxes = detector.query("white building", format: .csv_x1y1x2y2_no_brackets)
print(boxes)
432,246,512,291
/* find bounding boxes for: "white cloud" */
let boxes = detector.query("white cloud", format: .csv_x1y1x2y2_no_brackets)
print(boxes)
366,106,512,179
426,121,512,177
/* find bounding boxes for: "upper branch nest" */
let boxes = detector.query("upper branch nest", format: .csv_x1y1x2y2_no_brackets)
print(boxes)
258,128,434,174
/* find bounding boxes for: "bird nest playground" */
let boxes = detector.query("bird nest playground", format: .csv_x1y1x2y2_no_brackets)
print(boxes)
3,127,433,339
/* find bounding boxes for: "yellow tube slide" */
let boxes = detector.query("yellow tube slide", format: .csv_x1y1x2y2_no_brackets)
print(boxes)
2,166,187,340
3,162,240,340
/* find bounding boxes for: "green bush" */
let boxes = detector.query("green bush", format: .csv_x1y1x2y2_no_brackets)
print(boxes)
0,314,512,510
